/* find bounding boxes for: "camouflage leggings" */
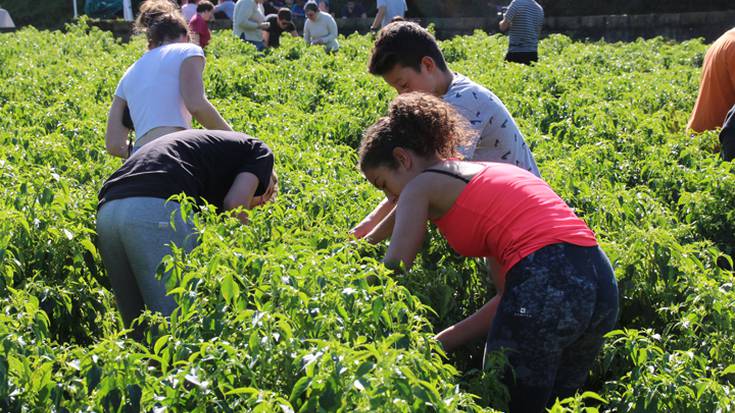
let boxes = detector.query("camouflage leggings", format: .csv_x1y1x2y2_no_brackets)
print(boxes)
484,243,619,413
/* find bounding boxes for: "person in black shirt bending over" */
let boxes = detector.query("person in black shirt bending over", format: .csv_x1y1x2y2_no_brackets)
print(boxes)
96,130,277,338
263,8,299,48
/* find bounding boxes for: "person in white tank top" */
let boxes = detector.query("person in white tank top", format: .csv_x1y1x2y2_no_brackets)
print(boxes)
104,0,232,159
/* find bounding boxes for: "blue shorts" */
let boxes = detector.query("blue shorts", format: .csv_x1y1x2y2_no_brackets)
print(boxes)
485,243,619,412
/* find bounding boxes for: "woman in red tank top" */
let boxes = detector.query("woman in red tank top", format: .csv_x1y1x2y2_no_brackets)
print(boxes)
358,93,618,413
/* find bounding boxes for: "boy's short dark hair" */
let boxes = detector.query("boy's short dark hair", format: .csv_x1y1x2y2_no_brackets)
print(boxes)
277,7,292,21
368,21,449,75
197,0,214,12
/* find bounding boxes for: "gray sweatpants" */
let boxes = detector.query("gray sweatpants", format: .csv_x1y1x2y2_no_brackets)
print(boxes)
96,197,198,328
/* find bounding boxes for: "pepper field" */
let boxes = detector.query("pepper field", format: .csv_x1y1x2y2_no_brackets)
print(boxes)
0,20,734,412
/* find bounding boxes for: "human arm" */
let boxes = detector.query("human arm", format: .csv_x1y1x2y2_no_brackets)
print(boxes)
262,29,271,47
179,56,233,131
105,96,131,159
499,17,510,32
190,18,205,46
364,204,396,244
234,1,261,31
434,294,501,352
322,14,338,43
303,21,312,44
370,5,385,31
435,256,505,351
382,185,429,270
499,0,517,32
350,197,396,240
191,33,201,46
223,172,261,225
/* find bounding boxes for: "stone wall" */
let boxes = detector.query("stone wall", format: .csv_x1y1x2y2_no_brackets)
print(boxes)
543,10,735,42
88,9,735,43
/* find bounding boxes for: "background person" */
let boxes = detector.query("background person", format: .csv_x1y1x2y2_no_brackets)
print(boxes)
263,0,280,15
720,104,735,161
233,0,270,51
351,21,539,242
105,0,232,159
97,130,277,339
189,1,215,49
318,0,330,13
303,1,339,52
688,28,735,133
340,0,367,18
369,0,406,32
358,93,618,413
181,0,200,21
263,8,298,48
499,0,544,65
213,0,236,20
291,0,306,18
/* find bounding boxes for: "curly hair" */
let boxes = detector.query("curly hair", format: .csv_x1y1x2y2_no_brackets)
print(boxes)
359,92,474,171
134,0,189,48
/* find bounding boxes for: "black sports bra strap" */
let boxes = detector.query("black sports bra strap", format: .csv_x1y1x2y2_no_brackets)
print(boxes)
422,168,471,183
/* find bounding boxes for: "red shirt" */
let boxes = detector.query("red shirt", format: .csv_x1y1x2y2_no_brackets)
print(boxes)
189,14,211,49
432,163,598,275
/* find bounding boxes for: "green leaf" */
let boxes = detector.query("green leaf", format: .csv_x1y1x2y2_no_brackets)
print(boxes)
579,391,607,403
353,378,368,391
319,379,339,410
154,335,170,356
371,298,384,321
221,274,237,304
225,387,260,397
289,376,311,403
355,361,374,377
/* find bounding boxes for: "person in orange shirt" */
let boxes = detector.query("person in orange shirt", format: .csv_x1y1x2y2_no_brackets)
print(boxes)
688,28,735,133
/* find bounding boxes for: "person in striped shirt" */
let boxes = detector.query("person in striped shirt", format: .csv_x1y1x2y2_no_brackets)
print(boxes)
499,0,544,65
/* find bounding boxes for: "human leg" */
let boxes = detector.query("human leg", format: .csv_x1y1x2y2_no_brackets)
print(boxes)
116,198,198,317
551,245,619,401
96,200,146,327
484,244,601,412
